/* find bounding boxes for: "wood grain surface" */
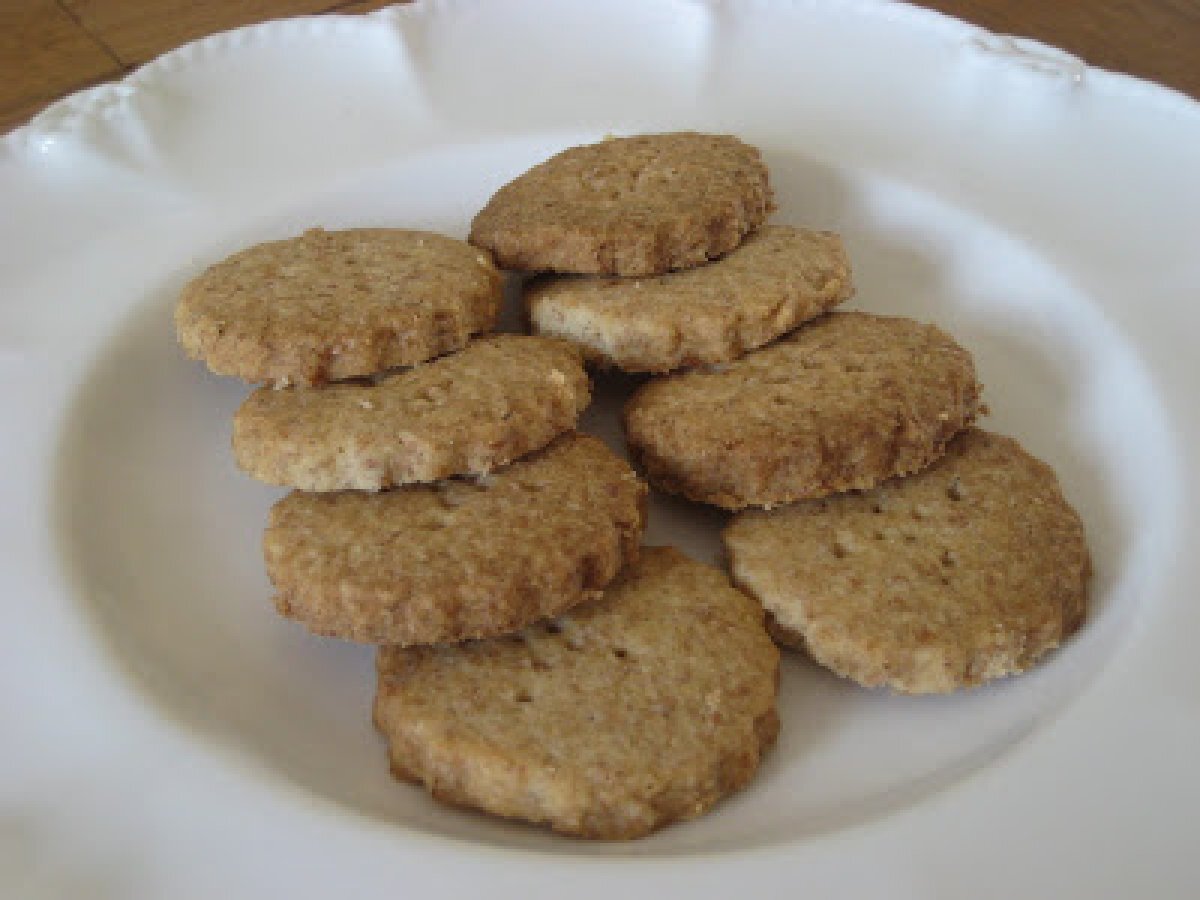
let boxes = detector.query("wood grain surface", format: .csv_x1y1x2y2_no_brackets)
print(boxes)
2,0,1198,132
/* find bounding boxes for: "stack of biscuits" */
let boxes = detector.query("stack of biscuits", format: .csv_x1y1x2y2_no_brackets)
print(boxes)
176,132,1089,841
173,199,780,839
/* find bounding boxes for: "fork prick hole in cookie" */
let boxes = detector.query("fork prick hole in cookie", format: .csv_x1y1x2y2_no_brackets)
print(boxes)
947,477,965,501
832,531,854,558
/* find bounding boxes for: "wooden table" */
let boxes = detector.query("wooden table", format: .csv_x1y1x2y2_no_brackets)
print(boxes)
3,1,1198,132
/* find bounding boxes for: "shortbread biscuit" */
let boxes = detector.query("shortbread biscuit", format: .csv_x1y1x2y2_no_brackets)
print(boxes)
724,428,1089,694
233,335,590,491
176,228,503,386
624,312,982,509
264,433,646,645
470,132,773,276
526,225,853,372
373,546,779,839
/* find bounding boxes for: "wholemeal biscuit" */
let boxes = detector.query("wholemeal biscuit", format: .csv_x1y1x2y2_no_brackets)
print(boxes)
373,546,780,839
624,311,982,509
526,225,853,372
232,335,590,491
724,428,1089,694
176,228,503,386
264,433,646,645
470,132,773,276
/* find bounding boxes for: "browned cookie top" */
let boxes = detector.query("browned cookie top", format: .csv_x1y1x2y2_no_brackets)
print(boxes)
233,335,590,491
526,225,853,372
264,433,646,646
624,311,983,509
374,546,780,839
470,132,773,276
724,428,1090,694
176,228,502,386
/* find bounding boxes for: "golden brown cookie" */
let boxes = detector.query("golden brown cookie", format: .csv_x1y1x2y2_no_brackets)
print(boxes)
624,311,982,509
724,428,1090,694
175,228,503,386
470,132,773,276
373,546,780,839
526,225,853,372
232,335,590,491
264,433,646,645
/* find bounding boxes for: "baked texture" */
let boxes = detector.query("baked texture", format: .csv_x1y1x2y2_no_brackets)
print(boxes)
526,225,853,372
264,433,646,645
175,228,503,386
374,546,780,839
624,311,982,509
724,428,1089,694
233,335,590,491
470,132,774,276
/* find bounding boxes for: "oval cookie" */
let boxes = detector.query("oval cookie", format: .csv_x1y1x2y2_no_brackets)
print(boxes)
233,335,590,491
724,428,1090,694
470,132,773,276
264,433,646,645
176,228,503,386
373,547,780,839
624,311,982,509
527,225,853,372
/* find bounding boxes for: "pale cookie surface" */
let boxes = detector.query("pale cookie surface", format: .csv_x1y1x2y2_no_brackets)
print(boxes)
233,335,590,491
176,228,502,386
724,428,1090,694
470,132,773,276
526,225,853,372
264,433,646,645
624,311,982,509
373,546,780,839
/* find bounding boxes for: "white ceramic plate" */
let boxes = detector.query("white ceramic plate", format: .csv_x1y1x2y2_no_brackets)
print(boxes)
3,1,1198,896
